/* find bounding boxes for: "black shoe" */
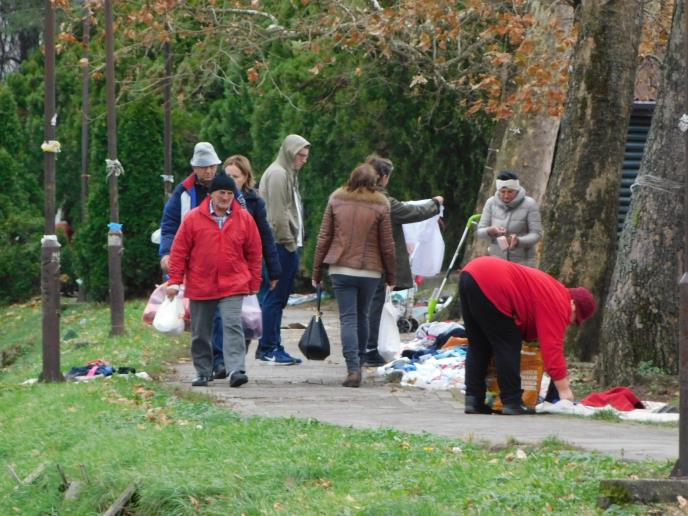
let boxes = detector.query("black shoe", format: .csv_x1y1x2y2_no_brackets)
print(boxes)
362,350,387,367
213,365,228,380
229,370,248,388
501,403,536,415
191,376,211,387
464,395,493,414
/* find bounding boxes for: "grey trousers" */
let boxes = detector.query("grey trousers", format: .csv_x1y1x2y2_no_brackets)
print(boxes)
190,296,245,377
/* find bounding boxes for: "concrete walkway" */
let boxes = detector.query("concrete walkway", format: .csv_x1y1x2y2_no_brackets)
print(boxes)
165,301,678,463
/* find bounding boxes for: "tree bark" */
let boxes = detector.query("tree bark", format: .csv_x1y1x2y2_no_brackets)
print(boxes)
597,0,686,385
464,2,574,265
539,0,645,360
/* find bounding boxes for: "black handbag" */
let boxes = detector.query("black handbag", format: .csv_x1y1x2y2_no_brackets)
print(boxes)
298,285,331,360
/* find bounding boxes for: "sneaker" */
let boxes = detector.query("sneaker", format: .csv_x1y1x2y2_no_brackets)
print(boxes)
362,350,387,367
229,370,248,388
257,349,297,365
277,346,302,364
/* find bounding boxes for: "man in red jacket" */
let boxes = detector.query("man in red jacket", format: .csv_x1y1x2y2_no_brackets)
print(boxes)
459,256,596,415
167,172,262,388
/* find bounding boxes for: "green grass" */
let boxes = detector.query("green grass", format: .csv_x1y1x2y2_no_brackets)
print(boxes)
0,299,675,514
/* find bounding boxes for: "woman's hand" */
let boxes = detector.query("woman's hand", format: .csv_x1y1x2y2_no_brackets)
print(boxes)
553,377,574,402
269,279,279,290
312,279,320,288
487,226,506,237
508,234,519,249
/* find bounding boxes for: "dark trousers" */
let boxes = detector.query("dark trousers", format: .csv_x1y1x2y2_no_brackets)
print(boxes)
257,245,300,355
459,272,523,405
211,308,224,368
366,277,387,353
331,274,380,372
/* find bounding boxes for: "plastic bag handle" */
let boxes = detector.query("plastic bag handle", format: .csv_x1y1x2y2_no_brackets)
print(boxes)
315,284,323,313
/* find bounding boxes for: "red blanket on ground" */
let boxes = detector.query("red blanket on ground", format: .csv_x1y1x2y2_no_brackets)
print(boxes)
580,387,644,411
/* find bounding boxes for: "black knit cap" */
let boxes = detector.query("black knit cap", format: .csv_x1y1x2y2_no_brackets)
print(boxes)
210,172,237,193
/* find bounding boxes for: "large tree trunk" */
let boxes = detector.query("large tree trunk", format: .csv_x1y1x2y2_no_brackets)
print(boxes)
597,0,685,385
446,2,574,321
463,2,575,266
539,0,645,360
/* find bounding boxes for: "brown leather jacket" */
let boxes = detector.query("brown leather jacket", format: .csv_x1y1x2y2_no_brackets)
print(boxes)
312,187,396,285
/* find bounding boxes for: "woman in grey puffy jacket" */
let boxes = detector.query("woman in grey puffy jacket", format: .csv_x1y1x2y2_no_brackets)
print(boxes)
476,171,542,268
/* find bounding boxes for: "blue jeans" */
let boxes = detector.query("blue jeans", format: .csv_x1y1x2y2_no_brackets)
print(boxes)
257,245,300,354
330,274,380,372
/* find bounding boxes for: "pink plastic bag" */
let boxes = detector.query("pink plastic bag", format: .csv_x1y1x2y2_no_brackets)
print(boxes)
142,282,190,326
242,295,263,340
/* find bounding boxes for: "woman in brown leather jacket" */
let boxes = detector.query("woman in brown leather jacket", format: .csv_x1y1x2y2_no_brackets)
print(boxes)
312,164,396,387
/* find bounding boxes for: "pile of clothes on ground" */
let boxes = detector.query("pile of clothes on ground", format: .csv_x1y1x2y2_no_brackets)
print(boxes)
374,321,679,423
374,321,470,390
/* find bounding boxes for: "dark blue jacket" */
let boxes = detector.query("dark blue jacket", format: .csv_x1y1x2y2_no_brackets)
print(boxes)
159,174,246,257
244,188,282,280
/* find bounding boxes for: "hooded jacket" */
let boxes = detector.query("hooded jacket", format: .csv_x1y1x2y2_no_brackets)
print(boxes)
259,134,310,252
167,196,262,300
312,187,396,285
462,256,572,381
476,187,542,267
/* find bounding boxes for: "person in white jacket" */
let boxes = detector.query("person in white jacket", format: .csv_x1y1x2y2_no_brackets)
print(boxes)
476,171,542,268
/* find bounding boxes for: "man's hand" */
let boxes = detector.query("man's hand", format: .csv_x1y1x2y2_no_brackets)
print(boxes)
433,196,444,205
160,255,170,273
166,284,179,300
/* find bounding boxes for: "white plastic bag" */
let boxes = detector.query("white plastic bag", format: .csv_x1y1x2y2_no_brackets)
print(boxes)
403,207,445,277
242,294,262,340
378,288,401,362
153,296,185,336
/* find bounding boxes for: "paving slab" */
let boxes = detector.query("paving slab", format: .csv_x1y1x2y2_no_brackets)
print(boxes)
165,301,678,462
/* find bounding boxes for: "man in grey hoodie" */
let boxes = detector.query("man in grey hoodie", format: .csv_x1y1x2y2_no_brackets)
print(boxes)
256,134,311,365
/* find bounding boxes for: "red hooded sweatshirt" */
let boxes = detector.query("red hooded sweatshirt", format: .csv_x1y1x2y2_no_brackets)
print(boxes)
462,256,572,381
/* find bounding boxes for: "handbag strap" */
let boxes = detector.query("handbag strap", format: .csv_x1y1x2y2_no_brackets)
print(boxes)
315,284,323,314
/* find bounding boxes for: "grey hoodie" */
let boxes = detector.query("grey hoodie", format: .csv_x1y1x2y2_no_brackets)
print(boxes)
259,134,311,252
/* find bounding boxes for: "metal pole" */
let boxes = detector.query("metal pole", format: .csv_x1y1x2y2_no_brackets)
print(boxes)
40,0,63,382
163,20,173,200
676,0,688,478
105,0,125,335
80,2,91,223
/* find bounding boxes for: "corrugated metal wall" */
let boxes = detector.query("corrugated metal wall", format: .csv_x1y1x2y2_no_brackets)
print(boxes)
618,102,655,233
